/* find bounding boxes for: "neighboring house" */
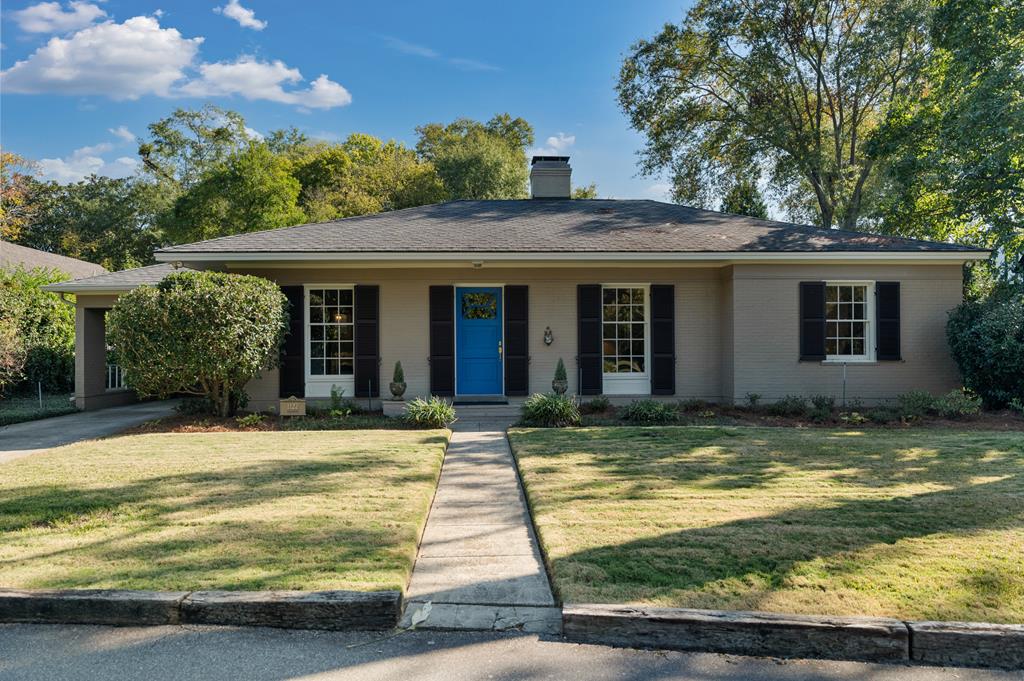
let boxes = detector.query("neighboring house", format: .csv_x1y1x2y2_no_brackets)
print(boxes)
0,240,106,279
45,157,988,412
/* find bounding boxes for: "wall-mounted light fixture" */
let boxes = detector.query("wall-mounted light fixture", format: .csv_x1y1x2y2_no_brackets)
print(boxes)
471,261,484,268
543,326,554,345
171,261,184,270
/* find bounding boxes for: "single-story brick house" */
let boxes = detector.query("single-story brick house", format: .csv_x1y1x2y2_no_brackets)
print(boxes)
45,157,987,412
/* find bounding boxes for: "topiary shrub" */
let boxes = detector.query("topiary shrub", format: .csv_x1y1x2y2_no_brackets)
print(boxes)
403,396,457,428
106,271,288,417
947,290,1024,407
620,399,677,424
933,389,982,419
896,390,935,421
520,393,581,427
766,395,808,417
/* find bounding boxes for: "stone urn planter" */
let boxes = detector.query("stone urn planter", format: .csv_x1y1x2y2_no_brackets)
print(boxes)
390,361,407,400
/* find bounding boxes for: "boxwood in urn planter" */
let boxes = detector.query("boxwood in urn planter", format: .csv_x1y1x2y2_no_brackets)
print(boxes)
552,358,568,395
390,361,407,400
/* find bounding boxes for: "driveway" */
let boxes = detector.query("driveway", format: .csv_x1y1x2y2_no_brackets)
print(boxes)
0,400,178,463
0,625,1014,681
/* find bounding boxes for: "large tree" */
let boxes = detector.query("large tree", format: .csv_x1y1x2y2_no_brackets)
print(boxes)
870,0,1024,281
170,141,305,243
416,114,534,200
0,152,42,241
18,176,167,270
721,178,769,219
138,105,251,190
617,0,931,229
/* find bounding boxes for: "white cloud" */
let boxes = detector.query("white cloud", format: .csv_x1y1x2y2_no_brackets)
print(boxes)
1,15,351,110
9,1,105,34
213,0,266,31
37,143,139,182
1,16,203,99
381,36,438,58
108,125,135,143
179,57,351,109
530,132,576,157
643,182,672,201
244,126,263,140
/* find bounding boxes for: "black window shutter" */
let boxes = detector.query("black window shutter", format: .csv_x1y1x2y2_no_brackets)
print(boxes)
577,284,603,395
876,282,901,361
650,284,675,395
354,285,380,397
429,286,455,396
799,282,827,361
279,285,305,398
504,285,529,396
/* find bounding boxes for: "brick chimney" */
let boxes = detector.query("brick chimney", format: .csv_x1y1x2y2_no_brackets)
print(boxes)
530,156,571,199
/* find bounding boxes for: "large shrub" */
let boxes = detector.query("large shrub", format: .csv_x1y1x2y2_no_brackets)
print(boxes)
0,266,75,394
106,271,288,416
946,290,1024,407
0,316,26,394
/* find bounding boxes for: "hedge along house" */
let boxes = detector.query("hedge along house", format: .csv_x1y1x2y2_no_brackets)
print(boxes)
46,156,988,412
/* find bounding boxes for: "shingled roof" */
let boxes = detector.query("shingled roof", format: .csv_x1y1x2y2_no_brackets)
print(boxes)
1,240,106,278
43,263,189,294
156,199,985,256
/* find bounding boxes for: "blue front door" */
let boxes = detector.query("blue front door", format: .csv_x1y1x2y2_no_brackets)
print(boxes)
456,287,503,395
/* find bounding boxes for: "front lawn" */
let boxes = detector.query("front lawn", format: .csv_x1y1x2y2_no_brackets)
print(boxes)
0,429,448,591
0,394,76,426
509,426,1024,623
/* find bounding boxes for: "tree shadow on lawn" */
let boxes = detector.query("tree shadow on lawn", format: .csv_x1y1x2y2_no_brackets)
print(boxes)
550,473,1024,621
0,449,442,590
514,426,1024,504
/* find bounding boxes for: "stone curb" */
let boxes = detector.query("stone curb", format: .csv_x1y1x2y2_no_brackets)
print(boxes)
562,605,909,664
564,605,1024,669
0,588,402,631
909,620,1024,669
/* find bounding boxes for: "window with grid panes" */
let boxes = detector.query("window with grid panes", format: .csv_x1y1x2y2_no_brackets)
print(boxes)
308,288,354,376
825,283,870,359
602,286,646,373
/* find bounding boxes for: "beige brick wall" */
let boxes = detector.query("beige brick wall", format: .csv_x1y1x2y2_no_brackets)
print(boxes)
729,264,964,403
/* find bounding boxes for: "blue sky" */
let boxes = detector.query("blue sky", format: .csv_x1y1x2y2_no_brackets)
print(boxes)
1,0,691,199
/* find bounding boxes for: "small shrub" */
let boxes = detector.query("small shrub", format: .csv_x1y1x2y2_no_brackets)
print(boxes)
809,395,835,422
581,395,611,414
521,393,581,427
678,398,710,413
235,413,265,429
766,395,808,417
1010,398,1024,415
697,409,716,419
896,390,935,421
403,396,457,428
621,399,677,424
177,397,212,415
329,384,346,411
933,389,982,419
744,392,762,409
866,406,900,424
840,411,868,425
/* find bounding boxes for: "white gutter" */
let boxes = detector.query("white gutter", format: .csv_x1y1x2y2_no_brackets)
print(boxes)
154,250,990,264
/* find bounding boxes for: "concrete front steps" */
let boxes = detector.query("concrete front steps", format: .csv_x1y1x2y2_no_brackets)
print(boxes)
382,400,522,428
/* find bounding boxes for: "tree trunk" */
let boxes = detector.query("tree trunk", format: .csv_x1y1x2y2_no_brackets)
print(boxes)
220,381,231,418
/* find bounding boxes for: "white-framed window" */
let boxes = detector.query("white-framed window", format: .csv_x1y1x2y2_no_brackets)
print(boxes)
825,281,875,361
601,284,650,394
305,286,356,398
105,363,126,391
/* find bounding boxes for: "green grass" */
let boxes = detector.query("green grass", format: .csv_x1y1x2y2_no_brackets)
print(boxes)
0,394,76,426
509,426,1024,623
0,429,449,591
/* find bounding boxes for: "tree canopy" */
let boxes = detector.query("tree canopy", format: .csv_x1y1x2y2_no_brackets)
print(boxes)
618,0,931,229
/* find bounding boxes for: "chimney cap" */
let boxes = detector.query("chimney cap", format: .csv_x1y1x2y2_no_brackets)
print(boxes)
530,155,570,166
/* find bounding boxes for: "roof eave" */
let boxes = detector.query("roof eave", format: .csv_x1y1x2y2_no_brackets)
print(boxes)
155,250,990,264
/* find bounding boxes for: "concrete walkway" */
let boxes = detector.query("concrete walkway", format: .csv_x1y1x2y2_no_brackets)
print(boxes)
0,400,178,463
402,423,560,633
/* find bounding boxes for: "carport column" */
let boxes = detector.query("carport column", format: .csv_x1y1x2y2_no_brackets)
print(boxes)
74,306,109,410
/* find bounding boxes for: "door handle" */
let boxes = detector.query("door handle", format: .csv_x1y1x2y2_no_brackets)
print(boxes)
498,340,503,357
